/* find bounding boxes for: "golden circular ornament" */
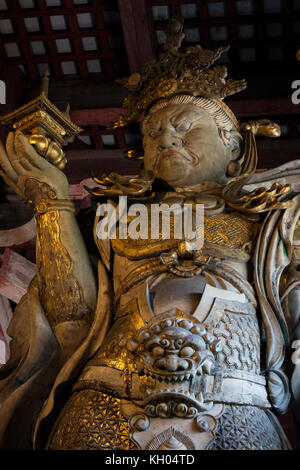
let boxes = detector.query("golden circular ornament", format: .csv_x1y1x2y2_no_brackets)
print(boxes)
157,79,178,97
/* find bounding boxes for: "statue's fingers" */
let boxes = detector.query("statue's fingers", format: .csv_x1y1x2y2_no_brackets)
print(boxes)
14,130,48,171
10,157,26,175
6,131,18,162
0,169,23,198
19,156,35,171
5,132,28,174
5,131,33,174
0,140,18,182
8,132,38,173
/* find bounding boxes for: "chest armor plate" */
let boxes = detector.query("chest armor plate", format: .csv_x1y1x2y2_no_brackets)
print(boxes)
110,208,259,261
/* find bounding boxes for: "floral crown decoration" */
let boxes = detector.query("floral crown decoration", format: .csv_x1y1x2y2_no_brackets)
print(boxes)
108,17,247,131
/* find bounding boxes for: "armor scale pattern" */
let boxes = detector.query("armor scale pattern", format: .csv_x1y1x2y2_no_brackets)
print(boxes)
210,405,284,450
48,390,136,450
213,312,261,374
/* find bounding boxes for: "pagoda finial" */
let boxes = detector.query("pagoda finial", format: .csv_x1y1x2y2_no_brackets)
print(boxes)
40,69,50,96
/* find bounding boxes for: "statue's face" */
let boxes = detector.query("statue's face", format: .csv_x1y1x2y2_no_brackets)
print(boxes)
143,103,234,188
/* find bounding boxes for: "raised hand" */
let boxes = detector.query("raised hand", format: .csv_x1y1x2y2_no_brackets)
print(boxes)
0,130,69,204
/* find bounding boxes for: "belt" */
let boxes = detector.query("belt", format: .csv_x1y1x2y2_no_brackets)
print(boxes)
194,370,270,408
75,365,271,409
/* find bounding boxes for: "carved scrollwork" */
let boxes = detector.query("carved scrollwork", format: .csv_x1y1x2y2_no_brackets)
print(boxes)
127,404,225,450
24,176,57,207
160,250,211,277
108,18,245,129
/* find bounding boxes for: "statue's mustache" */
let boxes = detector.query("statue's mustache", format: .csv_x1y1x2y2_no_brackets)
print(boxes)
155,144,201,169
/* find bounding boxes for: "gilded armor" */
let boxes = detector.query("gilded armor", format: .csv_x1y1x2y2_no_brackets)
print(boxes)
46,199,283,450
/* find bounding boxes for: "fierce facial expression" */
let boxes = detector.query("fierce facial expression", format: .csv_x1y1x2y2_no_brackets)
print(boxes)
143,103,235,189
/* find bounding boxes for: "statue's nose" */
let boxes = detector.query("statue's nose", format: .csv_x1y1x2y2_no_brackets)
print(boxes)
158,132,183,150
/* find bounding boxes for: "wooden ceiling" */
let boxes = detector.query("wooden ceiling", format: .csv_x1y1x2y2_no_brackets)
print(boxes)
0,0,128,79
1,0,300,183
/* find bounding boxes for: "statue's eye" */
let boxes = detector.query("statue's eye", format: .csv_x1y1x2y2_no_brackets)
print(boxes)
175,121,191,133
148,130,160,138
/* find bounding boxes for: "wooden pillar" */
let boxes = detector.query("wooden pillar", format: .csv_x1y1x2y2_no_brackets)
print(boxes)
118,0,154,74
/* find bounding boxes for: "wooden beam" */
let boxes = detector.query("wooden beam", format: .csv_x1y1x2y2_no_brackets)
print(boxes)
64,148,142,184
1,29,111,45
6,52,114,67
118,0,154,73
69,98,300,129
70,108,123,126
228,98,300,118
0,4,106,19
256,138,300,168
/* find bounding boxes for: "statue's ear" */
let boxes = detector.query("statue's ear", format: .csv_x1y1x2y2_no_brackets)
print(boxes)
226,159,242,178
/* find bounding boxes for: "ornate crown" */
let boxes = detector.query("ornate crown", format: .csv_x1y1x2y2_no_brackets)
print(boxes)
108,18,247,130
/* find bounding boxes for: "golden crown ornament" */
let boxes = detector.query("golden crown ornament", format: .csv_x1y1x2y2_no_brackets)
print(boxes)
108,18,247,130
